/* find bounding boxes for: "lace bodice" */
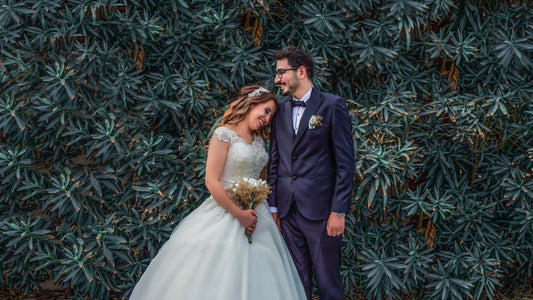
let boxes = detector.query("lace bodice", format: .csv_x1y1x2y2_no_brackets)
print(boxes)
213,127,268,189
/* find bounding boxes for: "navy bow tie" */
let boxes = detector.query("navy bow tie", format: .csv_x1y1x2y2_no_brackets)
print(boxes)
291,100,306,107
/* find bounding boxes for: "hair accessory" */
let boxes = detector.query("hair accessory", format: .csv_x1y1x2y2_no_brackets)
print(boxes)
247,87,269,98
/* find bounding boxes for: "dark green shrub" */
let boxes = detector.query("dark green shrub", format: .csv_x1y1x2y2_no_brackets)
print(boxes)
1,1,531,299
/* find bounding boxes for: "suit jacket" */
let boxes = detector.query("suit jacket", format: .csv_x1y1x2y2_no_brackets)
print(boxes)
267,88,355,221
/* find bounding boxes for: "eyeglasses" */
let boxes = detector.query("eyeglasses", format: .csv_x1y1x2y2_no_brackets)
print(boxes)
275,67,299,77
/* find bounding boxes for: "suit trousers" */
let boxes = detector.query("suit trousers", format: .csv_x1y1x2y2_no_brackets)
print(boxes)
281,203,344,300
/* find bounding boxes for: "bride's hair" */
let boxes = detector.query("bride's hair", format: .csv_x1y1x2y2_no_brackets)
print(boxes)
219,85,278,139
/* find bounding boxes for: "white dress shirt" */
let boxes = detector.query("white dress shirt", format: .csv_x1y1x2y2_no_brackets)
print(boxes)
292,88,312,133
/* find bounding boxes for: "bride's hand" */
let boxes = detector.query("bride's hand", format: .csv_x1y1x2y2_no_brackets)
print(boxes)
236,209,258,232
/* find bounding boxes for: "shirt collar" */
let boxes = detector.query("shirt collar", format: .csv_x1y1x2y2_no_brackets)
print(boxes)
292,87,313,103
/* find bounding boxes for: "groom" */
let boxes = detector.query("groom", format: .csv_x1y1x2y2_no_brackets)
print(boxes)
267,46,355,300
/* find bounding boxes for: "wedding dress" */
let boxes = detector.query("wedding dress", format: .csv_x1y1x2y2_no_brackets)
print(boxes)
130,127,306,300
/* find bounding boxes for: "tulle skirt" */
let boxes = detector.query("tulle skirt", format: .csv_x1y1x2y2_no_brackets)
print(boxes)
129,196,306,300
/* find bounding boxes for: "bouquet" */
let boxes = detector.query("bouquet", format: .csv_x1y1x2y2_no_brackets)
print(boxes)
228,177,271,244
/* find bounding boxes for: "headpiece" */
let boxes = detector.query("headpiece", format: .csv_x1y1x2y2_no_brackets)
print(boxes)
247,87,269,98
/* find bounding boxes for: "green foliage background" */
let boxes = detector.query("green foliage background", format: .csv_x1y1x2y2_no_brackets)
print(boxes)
1,0,532,299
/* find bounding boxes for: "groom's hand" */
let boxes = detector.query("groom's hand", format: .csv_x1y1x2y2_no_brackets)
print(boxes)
327,213,345,237
271,212,281,232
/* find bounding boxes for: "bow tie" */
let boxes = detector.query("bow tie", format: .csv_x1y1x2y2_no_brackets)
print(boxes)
291,100,307,107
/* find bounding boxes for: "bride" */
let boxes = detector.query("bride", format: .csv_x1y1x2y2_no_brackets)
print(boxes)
129,85,306,300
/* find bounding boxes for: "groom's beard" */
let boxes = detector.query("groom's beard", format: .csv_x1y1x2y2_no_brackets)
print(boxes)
280,86,290,96
279,81,299,96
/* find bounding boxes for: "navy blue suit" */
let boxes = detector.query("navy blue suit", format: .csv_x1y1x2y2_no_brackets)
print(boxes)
268,88,355,300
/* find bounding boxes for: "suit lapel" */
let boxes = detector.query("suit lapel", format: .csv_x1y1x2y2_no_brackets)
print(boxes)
293,89,322,147
282,99,294,139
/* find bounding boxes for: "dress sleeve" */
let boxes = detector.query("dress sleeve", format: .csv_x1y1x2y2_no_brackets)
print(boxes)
213,127,236,143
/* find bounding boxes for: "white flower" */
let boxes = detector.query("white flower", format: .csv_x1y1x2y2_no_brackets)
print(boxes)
308,115,323,129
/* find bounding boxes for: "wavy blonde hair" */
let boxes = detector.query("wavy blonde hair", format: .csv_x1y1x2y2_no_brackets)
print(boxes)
219,85,278,139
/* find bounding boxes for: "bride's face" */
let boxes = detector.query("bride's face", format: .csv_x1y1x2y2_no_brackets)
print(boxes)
245,100,277,131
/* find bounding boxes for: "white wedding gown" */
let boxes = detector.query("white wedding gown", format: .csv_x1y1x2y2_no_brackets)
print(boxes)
130,127,306,300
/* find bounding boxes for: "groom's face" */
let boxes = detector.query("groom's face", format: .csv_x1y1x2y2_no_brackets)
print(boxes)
275,58,299,97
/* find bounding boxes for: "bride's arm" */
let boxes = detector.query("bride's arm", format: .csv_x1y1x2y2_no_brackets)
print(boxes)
205,135,257,231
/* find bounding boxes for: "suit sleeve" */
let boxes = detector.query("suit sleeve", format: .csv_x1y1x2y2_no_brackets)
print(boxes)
267,113,280,208
330,97,355,214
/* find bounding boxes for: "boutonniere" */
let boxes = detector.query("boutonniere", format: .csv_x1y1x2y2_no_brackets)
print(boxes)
308,115,323,129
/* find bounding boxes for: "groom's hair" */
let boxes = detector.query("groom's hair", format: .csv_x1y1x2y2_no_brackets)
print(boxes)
274,46,314,80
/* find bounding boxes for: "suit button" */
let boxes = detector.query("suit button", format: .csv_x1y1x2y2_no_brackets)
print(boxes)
292,176,297,180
